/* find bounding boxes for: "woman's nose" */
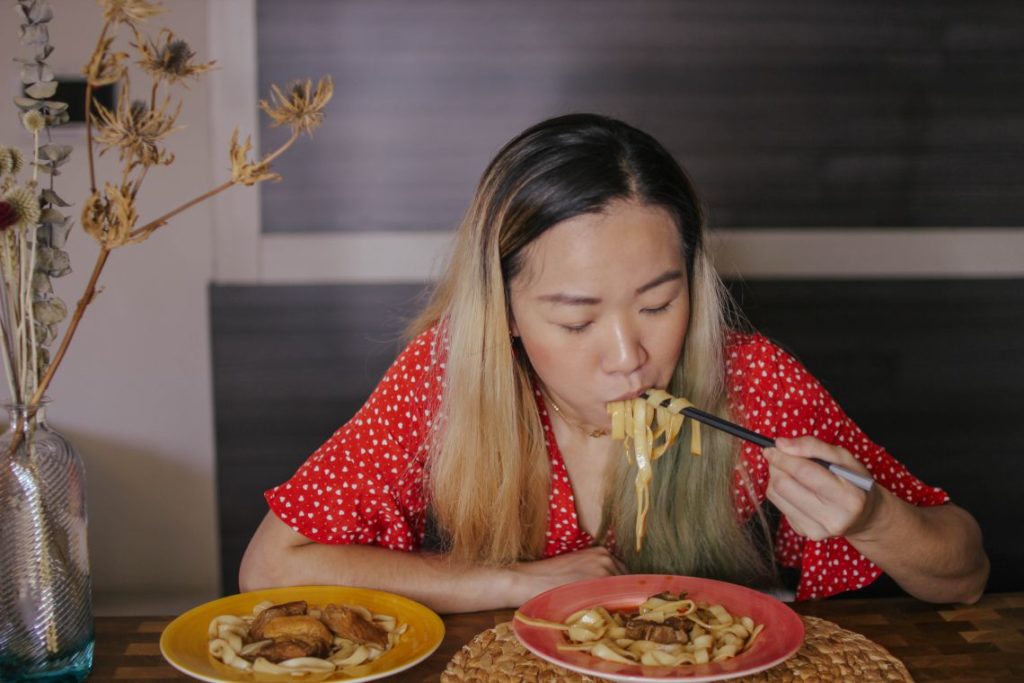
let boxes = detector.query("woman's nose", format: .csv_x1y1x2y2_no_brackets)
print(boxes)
602,319,647,375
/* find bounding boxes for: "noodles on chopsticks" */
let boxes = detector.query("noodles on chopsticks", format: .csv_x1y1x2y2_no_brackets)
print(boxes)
606,390,702,551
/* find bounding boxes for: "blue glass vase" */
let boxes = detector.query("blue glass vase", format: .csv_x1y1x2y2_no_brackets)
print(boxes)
0,403,93,682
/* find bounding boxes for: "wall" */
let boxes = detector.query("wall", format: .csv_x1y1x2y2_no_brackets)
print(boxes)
0,0,220,613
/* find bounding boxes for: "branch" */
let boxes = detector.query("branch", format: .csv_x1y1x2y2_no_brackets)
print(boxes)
126,127,301,243
29,246,110,408
85,22,112,194
127,179,233,242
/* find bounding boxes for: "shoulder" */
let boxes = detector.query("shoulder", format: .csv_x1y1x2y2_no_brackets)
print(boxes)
725,330,813,386
724,331,834,435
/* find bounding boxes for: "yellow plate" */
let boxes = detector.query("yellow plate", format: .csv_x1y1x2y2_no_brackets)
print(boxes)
160,585,445,683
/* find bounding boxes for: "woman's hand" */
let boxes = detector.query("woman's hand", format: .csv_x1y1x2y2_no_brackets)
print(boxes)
763,436,880,541
764,435,989,603
508,546,627,604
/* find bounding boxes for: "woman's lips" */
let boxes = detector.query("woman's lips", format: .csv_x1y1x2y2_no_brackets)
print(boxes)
610,388,650,402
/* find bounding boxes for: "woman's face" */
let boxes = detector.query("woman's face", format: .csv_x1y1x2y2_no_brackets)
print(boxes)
508,199,690,430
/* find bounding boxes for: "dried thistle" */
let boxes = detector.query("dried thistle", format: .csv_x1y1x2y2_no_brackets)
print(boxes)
9,148,25,176
22,111,46,134
81,182,138,248
229,129,280,186
259,75,334,137
3,186,41,228
98,0,164,27
0,148,13,177
83,37,129,87
93,96,181,168
136,28,214,86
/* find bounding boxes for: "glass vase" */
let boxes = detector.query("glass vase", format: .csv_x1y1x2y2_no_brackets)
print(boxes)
0,403,93,682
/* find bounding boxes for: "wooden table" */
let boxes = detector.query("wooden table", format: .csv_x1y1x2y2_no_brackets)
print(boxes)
90,592,1024,682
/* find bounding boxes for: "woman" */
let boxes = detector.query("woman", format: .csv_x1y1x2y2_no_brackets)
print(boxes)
239,114,988,612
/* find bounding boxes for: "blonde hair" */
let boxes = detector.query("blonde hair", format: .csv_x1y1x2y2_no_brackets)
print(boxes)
409,114,774,586
601,250,774,586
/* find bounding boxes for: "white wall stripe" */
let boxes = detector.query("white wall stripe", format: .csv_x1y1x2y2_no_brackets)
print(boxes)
710,229,1024,280
260,232,454,284
242,229,1024,285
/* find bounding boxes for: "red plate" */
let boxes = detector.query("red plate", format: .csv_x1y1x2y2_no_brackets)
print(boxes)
512,574,803,683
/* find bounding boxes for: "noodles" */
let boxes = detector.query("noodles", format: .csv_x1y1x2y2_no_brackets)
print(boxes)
207,600,406,677
607,390,702,550
515,591,763,667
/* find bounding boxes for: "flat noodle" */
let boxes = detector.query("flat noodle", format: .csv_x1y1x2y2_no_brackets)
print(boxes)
207,601,402,676
607,391,702,550
515,594,763,668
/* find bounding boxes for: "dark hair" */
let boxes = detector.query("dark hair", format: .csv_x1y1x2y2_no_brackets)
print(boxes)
488,113,706,283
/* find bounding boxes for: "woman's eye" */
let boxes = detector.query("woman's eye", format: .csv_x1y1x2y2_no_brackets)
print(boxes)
642,302,672,315
561,322,592,334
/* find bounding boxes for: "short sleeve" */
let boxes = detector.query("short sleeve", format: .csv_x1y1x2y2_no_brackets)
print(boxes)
264,327,445,551
726,333,950,600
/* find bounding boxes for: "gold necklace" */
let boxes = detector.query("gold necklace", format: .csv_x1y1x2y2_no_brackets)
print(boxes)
543,391,608,438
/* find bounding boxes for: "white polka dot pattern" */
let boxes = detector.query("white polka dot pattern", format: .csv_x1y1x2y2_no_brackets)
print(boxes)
264,326,950,602
725,330,950,600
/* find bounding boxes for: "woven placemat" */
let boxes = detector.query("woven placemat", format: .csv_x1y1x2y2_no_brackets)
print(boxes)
441,616,913,683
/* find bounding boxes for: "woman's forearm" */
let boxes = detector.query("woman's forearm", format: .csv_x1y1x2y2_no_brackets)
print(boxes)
239,512,625,613
243,541,519,613
239,514,518,613
847,491,989,604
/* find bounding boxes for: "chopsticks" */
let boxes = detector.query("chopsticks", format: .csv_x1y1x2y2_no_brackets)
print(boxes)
639,392,875,492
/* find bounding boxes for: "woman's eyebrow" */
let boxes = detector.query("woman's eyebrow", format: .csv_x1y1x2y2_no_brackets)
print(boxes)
537,270,683,306
637,270,683,295
537,292,601,306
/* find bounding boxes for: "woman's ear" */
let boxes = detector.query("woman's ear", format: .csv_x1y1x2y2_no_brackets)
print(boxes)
509,316,520,338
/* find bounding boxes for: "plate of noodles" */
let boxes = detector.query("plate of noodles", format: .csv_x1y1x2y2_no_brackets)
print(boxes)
512,574,803,683
160,585,444,683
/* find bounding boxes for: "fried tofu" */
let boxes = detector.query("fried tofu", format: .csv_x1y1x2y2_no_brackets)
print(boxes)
249,600,309,641
258,615,333,658
320,604,388,647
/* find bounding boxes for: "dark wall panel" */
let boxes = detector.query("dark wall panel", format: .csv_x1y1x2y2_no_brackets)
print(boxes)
211,284,425,594
257,0,1024,232
212,280,1023,596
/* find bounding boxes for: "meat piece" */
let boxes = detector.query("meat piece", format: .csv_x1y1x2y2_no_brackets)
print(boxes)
624,616,689,644
249,601,308,641
320,604,388,647
250,638,322,663
259,615,333,658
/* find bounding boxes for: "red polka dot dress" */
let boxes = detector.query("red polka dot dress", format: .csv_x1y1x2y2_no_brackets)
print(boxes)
265,327,949,601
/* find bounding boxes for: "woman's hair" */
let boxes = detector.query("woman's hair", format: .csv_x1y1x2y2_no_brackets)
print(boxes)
409,113,774,587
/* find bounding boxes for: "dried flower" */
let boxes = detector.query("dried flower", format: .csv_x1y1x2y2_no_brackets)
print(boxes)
0,148,12,176
259,75,334,137
22,110,46,134
0,201,18,231
82,182,138,248
7,148,25,176
136,29,214,86
83,37,129,87
229,129,280,186
98,0,165,27
3,186,41,228
93,97,181,168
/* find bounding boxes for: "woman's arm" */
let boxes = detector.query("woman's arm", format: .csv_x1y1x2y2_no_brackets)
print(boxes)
239,512,624,613
764,436,989,604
